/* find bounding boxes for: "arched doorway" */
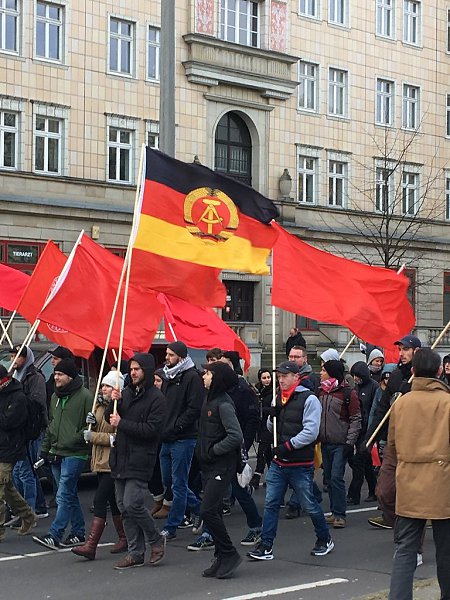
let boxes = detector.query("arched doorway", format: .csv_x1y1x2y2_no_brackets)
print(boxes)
214,112,252,186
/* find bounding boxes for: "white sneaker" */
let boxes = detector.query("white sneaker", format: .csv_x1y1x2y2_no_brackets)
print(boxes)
416,553,423,567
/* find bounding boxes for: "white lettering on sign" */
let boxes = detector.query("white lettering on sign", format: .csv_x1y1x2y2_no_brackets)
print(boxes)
12,251,34,257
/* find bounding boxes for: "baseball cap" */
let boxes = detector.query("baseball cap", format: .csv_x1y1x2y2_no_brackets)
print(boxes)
274,361,300,375
394,335,422,349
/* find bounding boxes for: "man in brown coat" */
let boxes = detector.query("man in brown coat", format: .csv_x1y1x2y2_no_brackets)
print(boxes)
387,348,450,600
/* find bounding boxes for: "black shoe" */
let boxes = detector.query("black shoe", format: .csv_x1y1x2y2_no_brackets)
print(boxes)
222,506,231,516
215,552,242,579
178,516,193,529
32,534,61,550
202,556,222,578
346,497,360,506
285,505,301,519
311,537,334,556
247,542,273,561
61,534,85,548
364,494,377,503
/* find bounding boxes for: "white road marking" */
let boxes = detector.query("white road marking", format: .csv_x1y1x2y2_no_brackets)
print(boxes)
221,578,349,600
0,542,114,562
347,506,379,514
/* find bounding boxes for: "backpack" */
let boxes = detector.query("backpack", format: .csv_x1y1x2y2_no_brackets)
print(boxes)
22,370,47,441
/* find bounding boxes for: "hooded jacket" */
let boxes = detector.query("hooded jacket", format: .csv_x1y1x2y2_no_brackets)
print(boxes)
387,377,450,519
319,381,362,445
196,363,243,470
227,376,260,451
366,348,385,383
349,361,379,434
255,372,274,443
0,378,28,463
106,353,166,481
14,347,48,426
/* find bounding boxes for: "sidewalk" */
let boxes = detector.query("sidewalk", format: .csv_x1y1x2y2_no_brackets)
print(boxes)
355,579,441,600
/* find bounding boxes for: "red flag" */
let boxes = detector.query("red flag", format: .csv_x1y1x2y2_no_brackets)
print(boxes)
39,235,164,354
0,264,29,311
384,345,400,364
15,241,95,358
271,222,416,348
158,293,251,372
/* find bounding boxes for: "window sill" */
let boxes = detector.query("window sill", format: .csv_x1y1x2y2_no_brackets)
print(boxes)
32,57,67,69
297,108,320,116
107,71,136,81
326,114,350,123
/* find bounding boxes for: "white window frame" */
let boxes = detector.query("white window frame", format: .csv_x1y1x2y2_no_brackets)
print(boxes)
108,15,135,77
401,168,419,215
34,115,62,175
403,0,420,46
447,94,450,138
446,174,450,220
219,0,259,48
0,109,18,169
328,67,348,117
376,0,395,39
328,157,348,207
298,155,318,204
299,0,320,19
35,0,64,63
0,0,19,54
402,83,420,130
375,165,394,212
376,78,394,126
328,0,348,27
298,61,318,112
147,25,160,81
146,120,159,149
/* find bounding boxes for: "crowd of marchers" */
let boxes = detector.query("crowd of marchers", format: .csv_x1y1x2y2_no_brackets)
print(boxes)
0,333,449,600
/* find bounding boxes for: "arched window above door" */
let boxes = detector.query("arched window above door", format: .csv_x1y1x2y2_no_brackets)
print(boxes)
214,112,252,186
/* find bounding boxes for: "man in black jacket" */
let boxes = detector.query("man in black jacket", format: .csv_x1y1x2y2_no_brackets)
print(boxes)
160,341,204,539
0,365,37,541
106,353,167,569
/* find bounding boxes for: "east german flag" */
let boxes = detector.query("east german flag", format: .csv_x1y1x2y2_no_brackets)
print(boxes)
132,148,279,277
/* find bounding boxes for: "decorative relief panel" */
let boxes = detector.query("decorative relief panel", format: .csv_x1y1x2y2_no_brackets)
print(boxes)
196,0,214,35
270,0,287,53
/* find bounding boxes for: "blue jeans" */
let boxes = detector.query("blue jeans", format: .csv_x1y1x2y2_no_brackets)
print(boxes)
13,451,37,511
321,443,347,519
49,457,86,542
231,477,262,529
288,480,323,509
261,462,329,547
160,439,201,534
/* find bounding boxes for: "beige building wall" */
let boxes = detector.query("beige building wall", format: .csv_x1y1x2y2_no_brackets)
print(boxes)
1,0,449,362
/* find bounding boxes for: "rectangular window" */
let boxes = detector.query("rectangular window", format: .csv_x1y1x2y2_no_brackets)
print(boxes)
446,176,450,220
34,115,61,174
403,0,420,45
328,68,347,117
444,272,450,325
108,127,133,182
36,1,63,61
376,0,394,38
328,160,347,207
402,84,420,129
375,167,393,212
376,78,394,125
447,94,450,137
0,0,18,53
109,17,134,75
299,0,318,18
220,0,259,48
0,110,18,169
401,170,419,215
298,156,317,203
147,25,160,81
299,61,318,111
147,131,159,149
223,280,254,322
329,0,347,26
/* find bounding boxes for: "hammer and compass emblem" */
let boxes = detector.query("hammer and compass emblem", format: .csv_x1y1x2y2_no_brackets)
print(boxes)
183,187,239,242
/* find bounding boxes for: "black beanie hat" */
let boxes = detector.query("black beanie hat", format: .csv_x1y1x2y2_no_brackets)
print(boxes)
323,359,345,382
167,341,188,359
51,346,74,360
54,358,78,379
222,350,243,375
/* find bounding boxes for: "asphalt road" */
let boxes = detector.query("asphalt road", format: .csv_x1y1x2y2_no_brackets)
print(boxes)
0,474,438,600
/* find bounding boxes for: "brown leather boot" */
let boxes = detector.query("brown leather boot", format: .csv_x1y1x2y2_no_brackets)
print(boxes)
110,515,128,554
71,517,106,560
150,500,163,516
153,504,170,519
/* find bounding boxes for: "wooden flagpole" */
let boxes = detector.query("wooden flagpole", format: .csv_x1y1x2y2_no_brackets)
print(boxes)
366,318,450,447
0,310,16,345
0,319,13,349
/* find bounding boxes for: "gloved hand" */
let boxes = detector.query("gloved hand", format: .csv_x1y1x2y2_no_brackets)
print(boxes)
83,429,93,443
343,444,355,459
272,440,293,459
268,405,281,420
86,412,96,426
39,451,49,463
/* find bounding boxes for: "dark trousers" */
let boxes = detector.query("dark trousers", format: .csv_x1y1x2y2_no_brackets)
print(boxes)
200,465,237,559
347,451,377,501
255,440,272,475
389,516,450,600
93,472,120,519
148,446,164,498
